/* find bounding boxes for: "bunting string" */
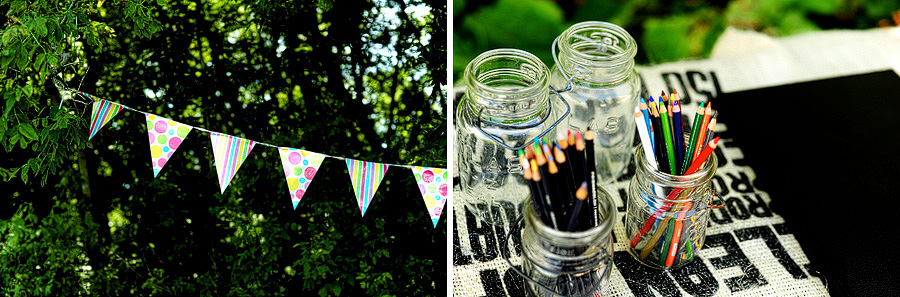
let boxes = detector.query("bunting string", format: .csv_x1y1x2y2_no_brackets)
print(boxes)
74,90,446,227
75,91,428,169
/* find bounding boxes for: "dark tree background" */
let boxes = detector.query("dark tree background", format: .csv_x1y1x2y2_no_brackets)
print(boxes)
1,0,446,296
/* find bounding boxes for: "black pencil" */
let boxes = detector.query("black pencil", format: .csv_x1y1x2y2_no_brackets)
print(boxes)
649,97,667,172
567,181,589,231
584,129,598,228
533,142,559,229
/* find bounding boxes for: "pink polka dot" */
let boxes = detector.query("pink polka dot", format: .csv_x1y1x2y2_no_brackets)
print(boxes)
154,121,168,133
304,167,317,180
439,184,447,196
422,170,434,183
169,137,182,149
418,184,426,196
149,131,155,143
295,189,306,200
288,152,302,165
157,158,167,168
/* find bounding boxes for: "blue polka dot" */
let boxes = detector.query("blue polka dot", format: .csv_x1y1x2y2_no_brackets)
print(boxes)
168,130,174,135
436,177,441,182
435,196,441,200
299,178,306,183
303,160,308,165
163,147,169,152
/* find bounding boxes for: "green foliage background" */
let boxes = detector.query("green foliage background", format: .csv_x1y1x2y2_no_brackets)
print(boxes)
453,0,898,81
1,0,447,296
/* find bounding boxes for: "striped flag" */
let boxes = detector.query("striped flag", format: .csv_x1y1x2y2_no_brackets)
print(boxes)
345,159,389,217
88,99,124,140
411,166,448,228
210,132,256,194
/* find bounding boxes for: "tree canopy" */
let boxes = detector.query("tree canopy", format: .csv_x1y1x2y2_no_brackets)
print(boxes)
1,0,446,296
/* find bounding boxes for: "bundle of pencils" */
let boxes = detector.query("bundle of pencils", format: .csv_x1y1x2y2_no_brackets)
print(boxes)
518,130,599,232
630,90,720,268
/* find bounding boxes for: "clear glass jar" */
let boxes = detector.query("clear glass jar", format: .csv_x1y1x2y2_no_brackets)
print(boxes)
550,21,640,183
456,49,567,226
625,144,718,269
521,185,615,297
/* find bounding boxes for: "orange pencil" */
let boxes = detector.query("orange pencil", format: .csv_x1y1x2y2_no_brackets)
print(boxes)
692,102,713,161
664,137,719,266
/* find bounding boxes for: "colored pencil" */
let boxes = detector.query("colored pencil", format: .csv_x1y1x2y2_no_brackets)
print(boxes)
671,91,684,174
634,110,657,170
681,103,705,174
584,129,598,227
629,137,720,248
639,98,653,149
567,181,589,231
704,111,718,147
658,103,677,174
693,103,713,162
648,96,666,171
662,137,720,266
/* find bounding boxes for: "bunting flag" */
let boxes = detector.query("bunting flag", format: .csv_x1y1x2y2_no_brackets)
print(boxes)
411,166,448,228
278,147,326,209
145,113,193,177
88,99,124,140
210,132,256,194
346,159,389,217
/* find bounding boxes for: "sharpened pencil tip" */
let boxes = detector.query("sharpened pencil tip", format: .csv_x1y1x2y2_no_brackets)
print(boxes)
576,181,589,200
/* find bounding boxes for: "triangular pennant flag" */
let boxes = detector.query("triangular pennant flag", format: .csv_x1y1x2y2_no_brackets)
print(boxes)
411,166,448,228
88,99,124,140
278,147,325,209
345,159,389,217
145,113,193,177
209,132,256,194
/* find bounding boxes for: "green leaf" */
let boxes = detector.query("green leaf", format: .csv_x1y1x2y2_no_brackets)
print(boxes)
9,133,20,147
4,91,17,118
22,84,33,97
34,17,48,37
18,124,38,140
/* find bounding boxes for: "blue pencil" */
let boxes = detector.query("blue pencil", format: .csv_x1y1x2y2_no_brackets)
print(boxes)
672,96,684,174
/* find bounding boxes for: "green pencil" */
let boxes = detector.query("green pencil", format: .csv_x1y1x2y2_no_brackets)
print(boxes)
658,102,677,174
659,218,676,266
681,103,705,174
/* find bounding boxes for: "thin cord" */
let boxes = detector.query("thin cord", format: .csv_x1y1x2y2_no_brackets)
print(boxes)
74,90,434,170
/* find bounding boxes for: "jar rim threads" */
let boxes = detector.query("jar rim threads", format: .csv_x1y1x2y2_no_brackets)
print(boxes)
555,21,637,84
465,48,551,105
557,21,637,67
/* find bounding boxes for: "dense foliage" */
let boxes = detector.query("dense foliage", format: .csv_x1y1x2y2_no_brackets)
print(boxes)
1,0,447,296
453,0,898,80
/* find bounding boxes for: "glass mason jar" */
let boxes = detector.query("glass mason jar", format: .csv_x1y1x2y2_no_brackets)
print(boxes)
521,185,615,297
457,49,568,226
550,21,641,183
625,144,718,269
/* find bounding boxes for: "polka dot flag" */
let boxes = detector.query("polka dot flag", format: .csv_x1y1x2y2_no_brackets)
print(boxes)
210,132,256,194
411,166,448,228
346,159,389,217
87,99,123,140
144,113,193,177
278,147,325,209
